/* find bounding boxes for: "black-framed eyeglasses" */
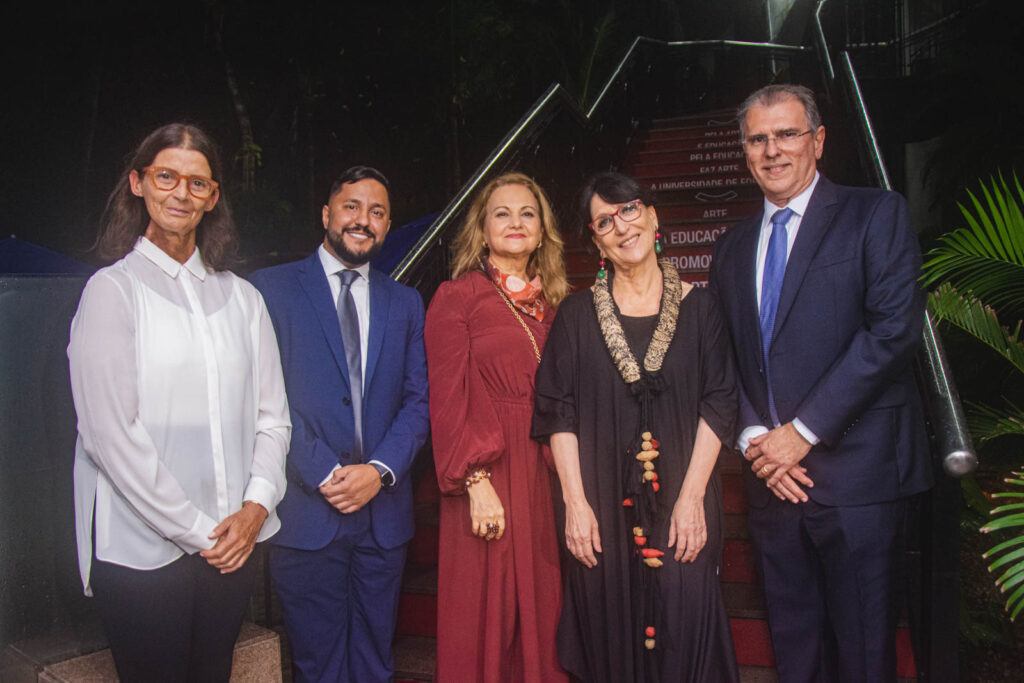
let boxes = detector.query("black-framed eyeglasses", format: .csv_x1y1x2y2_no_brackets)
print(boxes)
743,129,813,150
588,199,644,235
142,166,219,199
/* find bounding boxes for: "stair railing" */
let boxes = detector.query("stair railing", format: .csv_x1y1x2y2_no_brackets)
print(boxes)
815,3,975,679
392,38,815,292
814,0,977,479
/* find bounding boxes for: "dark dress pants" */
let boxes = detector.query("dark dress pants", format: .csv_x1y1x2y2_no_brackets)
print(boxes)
270,527,407,683
90,548,259,683
748,495,906,683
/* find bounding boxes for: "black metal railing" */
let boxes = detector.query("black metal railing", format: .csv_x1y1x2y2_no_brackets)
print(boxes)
815,4,976,679
391,38,818,294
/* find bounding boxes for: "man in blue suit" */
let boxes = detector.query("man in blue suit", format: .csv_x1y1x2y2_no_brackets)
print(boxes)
709,85,932,681
250,166,429,682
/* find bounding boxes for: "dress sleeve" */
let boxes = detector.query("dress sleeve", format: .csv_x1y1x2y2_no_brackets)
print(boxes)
68,271,218,554
531,300,579,443
425,279,505,495
697,293,739,449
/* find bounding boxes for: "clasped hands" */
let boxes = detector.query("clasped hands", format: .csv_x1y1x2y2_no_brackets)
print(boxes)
319,464,382,514
200,500,267,574
744,422,814,503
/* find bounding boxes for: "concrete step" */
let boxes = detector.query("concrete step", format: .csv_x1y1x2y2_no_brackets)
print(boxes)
631,147,745,168
2,622,281,683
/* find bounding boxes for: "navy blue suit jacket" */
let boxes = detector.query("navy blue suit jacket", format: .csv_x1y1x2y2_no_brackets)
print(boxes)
250,253,429,550
709,176,932,508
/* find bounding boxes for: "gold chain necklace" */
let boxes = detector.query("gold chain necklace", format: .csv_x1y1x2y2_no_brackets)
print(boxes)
490,281,541,364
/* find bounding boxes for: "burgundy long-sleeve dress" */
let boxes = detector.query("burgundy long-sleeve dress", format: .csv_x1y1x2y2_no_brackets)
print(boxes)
425,270,567,683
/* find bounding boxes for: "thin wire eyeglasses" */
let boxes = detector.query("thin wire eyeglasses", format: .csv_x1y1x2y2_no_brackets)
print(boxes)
141,166,220,199
743,129,813,150
589,199,644,235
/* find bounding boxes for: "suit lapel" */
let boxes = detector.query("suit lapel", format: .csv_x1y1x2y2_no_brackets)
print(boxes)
736,213,764,351
297,253,351,388
364,268,391,394
772,176,838,343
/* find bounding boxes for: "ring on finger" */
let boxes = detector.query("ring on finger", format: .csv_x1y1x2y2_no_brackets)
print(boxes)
761,465,769,474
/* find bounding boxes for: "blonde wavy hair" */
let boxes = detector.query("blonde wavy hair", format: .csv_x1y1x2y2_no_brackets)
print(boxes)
450,172,569,306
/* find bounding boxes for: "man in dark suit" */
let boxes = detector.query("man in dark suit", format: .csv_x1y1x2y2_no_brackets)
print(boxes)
249,166,429,682
709,85,932,681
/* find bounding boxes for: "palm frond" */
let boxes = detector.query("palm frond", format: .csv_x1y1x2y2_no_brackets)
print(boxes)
928,284,1024,374
985,470,1024,618
922,172,1024,316
968,399,1024,443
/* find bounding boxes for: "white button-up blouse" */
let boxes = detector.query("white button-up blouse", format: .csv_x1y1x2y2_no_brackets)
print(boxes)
68,237,290,595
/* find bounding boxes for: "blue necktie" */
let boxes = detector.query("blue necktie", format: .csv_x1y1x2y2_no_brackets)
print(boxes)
337,270,363,461
759,207,794,425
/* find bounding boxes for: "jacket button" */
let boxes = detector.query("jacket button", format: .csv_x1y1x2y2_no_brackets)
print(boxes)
342,397,351,405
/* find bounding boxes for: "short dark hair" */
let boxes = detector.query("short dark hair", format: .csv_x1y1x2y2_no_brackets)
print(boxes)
95,123,238,270
737,84,822,138
327,166,392,204
576,171,655,243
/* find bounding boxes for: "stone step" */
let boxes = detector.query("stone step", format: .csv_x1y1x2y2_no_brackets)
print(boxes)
649,109,737,128
631,159,747,179
642,173,761,198
643,124,741,143
2,622,281,683
631,147,746,168
393,635,435,682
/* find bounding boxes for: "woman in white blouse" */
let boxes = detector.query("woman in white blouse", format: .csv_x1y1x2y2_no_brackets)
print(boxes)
68,123,290,682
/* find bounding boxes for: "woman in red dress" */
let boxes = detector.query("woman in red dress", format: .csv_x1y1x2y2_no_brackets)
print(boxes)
425,172,570,682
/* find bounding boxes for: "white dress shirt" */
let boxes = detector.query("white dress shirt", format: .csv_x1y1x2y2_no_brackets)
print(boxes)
316,245,395,485
738,173,821,452
69,237,290,595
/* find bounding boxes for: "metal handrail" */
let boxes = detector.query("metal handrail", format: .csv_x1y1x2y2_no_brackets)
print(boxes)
394,37,811,285
814,3,977,477
390,84,581,282
586,37,810,118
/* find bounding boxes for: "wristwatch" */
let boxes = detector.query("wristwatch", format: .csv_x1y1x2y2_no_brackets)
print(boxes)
371,462,395,488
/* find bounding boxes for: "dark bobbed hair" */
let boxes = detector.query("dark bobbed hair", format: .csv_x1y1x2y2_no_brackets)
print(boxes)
327,166,392,206
576,171,656,246
95,123,238,270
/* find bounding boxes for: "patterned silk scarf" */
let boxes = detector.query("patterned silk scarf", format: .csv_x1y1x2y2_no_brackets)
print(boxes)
485,259,546,321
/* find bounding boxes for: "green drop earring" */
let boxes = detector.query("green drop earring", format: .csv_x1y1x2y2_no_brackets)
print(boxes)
597,256,607,280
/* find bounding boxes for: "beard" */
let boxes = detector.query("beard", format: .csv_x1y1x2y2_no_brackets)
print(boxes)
327,226,385,266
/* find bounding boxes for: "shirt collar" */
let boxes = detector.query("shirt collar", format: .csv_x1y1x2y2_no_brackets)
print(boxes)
762,171,820,221
318,243,371,281
135,237,208,281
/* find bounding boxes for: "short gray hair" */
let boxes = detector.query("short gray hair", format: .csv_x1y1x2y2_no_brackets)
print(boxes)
737,84,822,138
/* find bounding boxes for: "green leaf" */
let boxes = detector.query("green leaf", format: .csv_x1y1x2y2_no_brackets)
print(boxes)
928,285,1024,375
989,545,1024,573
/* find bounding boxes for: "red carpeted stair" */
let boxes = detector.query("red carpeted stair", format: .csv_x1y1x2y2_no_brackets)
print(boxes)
392,109,919,681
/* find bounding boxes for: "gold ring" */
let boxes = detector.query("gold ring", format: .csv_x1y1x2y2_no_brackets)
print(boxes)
761,465,769,474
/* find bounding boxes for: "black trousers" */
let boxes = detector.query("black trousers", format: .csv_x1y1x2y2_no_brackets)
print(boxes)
90,548,259,683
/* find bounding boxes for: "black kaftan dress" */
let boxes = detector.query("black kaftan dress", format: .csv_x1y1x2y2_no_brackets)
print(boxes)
532,284,740,683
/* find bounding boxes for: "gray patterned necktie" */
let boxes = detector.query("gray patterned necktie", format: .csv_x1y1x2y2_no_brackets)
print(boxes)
337,270,363,461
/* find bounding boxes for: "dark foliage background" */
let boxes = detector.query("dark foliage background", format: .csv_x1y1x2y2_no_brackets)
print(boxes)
1,0,765,266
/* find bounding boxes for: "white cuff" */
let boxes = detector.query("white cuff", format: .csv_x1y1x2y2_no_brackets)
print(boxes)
243,475,278,514
319,464,343,487
368,459,396,486
792,418,820,446
737,425,769,453
174,510,219,554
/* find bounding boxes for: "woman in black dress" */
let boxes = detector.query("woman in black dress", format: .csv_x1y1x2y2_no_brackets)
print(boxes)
532,172,739,682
